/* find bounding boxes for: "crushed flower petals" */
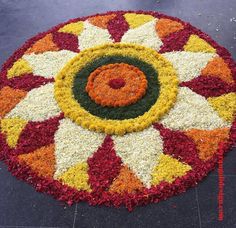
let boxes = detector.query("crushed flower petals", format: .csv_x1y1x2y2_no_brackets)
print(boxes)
0,11,235,211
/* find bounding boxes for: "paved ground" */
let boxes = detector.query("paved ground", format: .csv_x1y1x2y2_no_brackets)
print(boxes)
0,0,235,227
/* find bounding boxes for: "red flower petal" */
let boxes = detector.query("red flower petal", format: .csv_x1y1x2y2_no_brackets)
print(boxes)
6,74,54,91
159,28,191,53
15,114,63,154
153,123,201,168
180,76,235,98
88,136,122,192
53,32,79,52
107,13,129,42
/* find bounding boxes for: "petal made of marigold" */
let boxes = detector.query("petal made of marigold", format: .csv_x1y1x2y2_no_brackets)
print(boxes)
78,21,113,50
87,136,122,191
109,165,144,194
201,57,234,84
18,144,56,177
58,162,91,191
0,86,27,118
162,51,216,82
121,19,163,51
6,83,61,121
25,34,59,54
185,128,230,161
54,118,105,177
58,21,84,35
156,18,184,39
160,87,230,131
0,118,27,148
207,93,236,122
184,35,216,53
124,13,155,29
112,126,163,188
88,14,116,29
7,58,33,79
22,50,77,78
151,154,191,185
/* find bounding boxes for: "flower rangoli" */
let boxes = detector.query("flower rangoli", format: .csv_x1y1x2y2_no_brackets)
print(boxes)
0,11,235,210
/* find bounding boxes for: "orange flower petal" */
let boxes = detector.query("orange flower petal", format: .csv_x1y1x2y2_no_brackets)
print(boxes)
89,14,116,29
18,144,56,177
156,18,184,39
201,57,234,84
185,128,230,160
0,86,27,118
109,165,144,194
25,34,59,54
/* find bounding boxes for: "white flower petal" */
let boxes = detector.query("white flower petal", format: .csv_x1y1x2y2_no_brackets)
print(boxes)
54,118,105,177
121,19,163,51
162,51,217,82
23,50,77,78
112,126,163,187
160,87,230,130
78,21,113,50
6,83,60,121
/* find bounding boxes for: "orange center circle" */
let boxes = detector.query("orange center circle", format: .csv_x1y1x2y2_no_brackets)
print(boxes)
85,63,148,107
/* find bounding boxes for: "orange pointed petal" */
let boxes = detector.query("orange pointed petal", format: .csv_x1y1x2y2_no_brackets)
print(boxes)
185,128,230,160
18,144,56,177
89,14,116,29
201,57,234,84
25,34,59,54
0,86,27,118
109,165,144,194
156,18,184,39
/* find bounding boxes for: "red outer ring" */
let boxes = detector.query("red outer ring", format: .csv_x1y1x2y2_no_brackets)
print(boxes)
0,10,236,211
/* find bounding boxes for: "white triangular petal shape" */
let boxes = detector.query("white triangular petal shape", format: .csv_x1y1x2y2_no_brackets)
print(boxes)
162,51,217,82
23,50,77,78
54,118,105,177
6,83,61,121
160,87,230,130
112,126,163,188
78,21,113,50
121,19,163,51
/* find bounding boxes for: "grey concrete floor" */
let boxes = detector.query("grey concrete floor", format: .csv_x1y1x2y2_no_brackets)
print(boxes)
0,0,235,228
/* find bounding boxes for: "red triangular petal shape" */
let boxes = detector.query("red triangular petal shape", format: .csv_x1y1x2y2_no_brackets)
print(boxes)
7,74,54,91
107,13,129,42
154,124,201,168
53,32,79,52
159,28,191,53
88,136,122,192
15,114,63,154
180,76,235,98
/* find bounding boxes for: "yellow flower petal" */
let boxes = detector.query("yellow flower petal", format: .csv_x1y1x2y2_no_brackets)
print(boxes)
151,154,191,185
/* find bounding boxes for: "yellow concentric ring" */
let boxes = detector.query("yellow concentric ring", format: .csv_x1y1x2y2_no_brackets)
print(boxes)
54,43,179,135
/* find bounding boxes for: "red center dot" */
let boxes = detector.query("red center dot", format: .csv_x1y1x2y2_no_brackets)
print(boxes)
108,78,126,89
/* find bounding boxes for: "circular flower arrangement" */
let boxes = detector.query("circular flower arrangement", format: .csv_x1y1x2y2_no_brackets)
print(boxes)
0,11,235,210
